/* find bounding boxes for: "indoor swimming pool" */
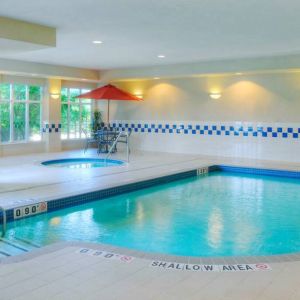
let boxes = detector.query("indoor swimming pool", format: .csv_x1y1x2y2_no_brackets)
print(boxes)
3,167,300,257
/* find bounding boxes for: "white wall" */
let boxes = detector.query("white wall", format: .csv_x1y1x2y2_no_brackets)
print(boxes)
0,142,45,157
62,140,85,151
106,72,300,162
1,70,300,162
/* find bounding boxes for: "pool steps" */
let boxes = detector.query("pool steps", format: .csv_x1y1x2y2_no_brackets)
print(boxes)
0,237,40,258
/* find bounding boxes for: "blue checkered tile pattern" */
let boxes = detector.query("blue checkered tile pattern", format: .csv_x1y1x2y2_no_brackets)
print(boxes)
111,121,300,139
42,123,62,133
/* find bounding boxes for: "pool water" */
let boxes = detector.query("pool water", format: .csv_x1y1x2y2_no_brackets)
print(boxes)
6,171,300,257
41,158,124,168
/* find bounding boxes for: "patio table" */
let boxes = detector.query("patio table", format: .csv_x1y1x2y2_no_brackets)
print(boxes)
97,128,120,153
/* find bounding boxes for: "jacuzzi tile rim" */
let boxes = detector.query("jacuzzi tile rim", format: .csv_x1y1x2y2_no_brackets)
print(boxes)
41,157,125,166
2,164,300,264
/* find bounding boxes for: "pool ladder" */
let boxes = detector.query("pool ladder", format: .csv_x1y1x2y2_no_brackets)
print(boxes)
106,131,130,162
0,206,6,237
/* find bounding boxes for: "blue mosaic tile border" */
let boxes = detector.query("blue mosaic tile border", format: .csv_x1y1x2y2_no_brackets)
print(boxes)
112,122,300,139
42,123,61,133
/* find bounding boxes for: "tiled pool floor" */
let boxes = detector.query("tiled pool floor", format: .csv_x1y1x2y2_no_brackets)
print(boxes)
1,150,300,299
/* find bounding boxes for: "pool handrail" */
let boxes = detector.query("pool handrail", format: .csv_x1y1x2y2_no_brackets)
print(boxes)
106,131,130,162
0,206,6,237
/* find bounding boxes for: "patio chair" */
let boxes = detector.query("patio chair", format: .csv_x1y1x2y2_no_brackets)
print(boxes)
82,129,98,153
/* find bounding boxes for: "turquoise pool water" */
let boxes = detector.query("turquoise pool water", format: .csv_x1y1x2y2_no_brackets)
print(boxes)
6,171,300,257
41,158,124,168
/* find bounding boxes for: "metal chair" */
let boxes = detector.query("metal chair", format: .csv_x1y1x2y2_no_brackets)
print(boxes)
82,129,98,153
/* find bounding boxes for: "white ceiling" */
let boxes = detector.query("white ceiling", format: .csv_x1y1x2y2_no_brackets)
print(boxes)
0,38,49,56
1,0,300,70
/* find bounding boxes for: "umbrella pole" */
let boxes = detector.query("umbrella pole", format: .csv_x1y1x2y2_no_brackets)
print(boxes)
107,99,110,125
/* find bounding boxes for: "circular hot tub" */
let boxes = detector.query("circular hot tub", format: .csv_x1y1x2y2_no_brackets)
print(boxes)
41,158,124,169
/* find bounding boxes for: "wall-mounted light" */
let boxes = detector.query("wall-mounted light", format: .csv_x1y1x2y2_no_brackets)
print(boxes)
135,94,143,99
133,90,143,99
209,93,222,100
50,93,60,100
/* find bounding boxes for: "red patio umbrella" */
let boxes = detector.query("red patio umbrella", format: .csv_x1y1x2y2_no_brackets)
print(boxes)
77,84,142,124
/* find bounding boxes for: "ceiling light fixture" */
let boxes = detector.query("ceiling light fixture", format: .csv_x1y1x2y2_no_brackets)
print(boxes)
154,77,160,80
157,55,165,58
235,72,243,75
93,40,103,44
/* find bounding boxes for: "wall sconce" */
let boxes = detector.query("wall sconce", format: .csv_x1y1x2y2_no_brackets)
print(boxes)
209,93,222,100
135,94,143,99
50,93,60,100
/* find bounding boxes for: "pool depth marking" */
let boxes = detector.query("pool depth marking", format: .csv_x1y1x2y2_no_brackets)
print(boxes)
150,261,272,272
13,202,48,220
76,248,134,263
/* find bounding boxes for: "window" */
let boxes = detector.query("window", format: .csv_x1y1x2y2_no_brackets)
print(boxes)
61,88,92,139
0,83,42,143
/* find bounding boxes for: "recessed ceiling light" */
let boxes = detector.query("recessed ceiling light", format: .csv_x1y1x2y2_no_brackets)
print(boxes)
93,40,103,44
157,55,165,58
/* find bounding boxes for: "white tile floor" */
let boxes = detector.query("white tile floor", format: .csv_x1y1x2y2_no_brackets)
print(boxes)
1,149,300,299
1,244,300,300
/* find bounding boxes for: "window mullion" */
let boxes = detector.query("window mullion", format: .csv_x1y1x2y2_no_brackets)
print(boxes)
10,84,14,142
79,96,82,139
40,91,43,140
0,103,1,144
25,86,29,141
67,90,70,139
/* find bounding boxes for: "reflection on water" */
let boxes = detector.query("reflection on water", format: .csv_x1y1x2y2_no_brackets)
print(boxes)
207,208,223,249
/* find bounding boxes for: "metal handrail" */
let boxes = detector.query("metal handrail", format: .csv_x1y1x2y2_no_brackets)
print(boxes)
106,131,130,162
0,206,6,237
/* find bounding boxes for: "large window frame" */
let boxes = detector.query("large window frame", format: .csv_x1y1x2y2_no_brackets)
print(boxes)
0,83,42,144
61,88,93,140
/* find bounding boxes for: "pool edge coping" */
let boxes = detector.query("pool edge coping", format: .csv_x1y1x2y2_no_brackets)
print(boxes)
0,240,299,266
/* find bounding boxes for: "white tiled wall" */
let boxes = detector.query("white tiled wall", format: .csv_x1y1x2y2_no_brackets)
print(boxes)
113,120,300,162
